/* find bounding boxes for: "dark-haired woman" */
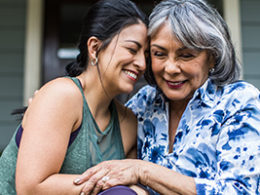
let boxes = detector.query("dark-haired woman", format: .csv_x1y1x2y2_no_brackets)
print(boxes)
0,0,148,194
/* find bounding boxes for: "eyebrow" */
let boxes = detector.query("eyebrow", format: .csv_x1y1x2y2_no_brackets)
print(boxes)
125,40,142,49
151,44,189,52
150,44,167,51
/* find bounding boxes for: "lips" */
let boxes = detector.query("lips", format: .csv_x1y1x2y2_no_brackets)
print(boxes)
123,70,138,81
166,80,186,89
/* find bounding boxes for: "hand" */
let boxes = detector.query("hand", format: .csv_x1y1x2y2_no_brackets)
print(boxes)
28,90,39,105
74,159,143,195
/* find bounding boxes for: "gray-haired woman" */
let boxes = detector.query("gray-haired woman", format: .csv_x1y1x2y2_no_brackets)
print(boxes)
73,0,260,194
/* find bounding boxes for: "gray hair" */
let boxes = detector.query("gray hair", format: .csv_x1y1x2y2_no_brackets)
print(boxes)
147,0,241,86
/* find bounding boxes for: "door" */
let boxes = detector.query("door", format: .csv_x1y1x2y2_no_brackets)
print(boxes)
42,0,223,102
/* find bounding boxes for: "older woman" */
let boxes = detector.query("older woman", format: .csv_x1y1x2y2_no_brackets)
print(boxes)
75,0,260,194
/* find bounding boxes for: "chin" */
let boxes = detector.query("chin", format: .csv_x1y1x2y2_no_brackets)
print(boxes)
164,92,186,102
124,88,134,94
120,85,134,94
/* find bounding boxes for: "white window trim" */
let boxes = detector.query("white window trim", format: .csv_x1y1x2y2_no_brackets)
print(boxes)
23,0,44,105
223,0,243,78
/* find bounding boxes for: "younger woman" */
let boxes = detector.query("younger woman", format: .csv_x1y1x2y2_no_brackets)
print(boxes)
0,0,148,194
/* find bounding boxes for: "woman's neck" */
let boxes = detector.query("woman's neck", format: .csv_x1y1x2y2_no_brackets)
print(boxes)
168,99,189,153
169,99,189,119
77,71,113,119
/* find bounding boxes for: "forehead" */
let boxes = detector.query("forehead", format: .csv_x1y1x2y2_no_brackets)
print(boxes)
117,23,147,43
151,22,183,48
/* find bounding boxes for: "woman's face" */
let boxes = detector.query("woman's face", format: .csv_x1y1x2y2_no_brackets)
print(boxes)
98,22,148,96
150,23,214,104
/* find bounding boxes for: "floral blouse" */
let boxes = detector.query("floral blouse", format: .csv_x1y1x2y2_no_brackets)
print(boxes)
126,79,260,194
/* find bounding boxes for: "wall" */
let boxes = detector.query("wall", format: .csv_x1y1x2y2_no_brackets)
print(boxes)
241,0,260,88
0,0,26,150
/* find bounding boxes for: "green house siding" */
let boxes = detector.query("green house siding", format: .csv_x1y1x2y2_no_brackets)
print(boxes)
0,0,26,150
241,0,260,89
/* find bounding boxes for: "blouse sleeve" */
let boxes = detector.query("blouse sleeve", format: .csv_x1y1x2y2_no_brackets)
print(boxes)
125,85,155,116
195,86,260,194
125,91,141,116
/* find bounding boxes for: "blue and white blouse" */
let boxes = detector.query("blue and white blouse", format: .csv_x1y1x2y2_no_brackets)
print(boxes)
126,79,260,194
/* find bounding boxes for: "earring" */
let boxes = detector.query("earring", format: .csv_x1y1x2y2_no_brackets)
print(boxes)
91,57,98,66
209,67,215,74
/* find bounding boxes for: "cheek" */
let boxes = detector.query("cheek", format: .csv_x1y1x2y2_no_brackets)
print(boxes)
200,64,210,79
192,65,210,85
151,59,163,76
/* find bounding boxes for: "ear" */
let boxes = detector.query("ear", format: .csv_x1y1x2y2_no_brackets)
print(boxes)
87,36,101,60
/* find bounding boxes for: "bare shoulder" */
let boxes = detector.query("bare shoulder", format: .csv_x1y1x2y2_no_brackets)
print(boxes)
23,77,83,127
31,77,83,108
40,77,82,100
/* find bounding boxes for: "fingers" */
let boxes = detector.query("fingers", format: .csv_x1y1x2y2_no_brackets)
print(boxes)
28,97,33,105
80,168,109,194
91,179,105,195
34,90,39,96
74,161,114,185
88,175,121,195
101,176,119,190
28,90,39,106
74,166,99,185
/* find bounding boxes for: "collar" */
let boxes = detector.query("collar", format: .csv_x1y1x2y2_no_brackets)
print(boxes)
190,79,218,108
154,87,168,111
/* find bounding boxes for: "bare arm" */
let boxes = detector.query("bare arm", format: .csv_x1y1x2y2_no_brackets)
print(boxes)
138,160,196,194
16,78,85,195
129,184,149,195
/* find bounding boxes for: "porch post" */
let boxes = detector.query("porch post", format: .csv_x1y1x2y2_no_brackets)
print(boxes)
23,0,44,105
223,0,243,77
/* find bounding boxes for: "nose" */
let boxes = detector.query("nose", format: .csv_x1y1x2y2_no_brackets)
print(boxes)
134,52,146,71
164,59,181,74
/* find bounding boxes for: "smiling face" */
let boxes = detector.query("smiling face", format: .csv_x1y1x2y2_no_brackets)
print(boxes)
150,22,214,106
97,22,148,96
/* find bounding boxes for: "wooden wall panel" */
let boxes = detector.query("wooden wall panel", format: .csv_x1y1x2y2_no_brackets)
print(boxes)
0,0,25,150
241,0,260,89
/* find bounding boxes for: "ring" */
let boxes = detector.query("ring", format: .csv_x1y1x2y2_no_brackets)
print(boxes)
102,176,110,182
